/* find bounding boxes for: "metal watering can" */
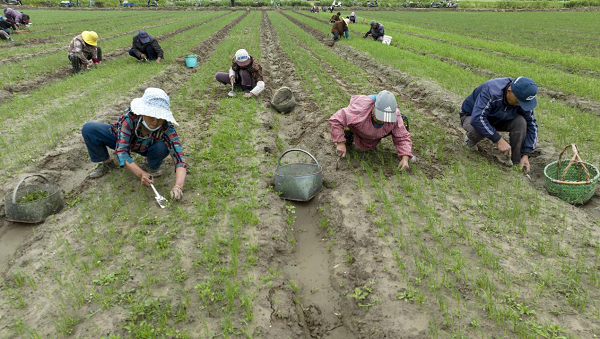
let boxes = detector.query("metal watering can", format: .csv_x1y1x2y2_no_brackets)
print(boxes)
274,149,323,201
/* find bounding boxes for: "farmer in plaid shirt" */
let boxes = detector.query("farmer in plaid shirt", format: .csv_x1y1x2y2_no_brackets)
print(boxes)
329,90,414,171
81,88,187,201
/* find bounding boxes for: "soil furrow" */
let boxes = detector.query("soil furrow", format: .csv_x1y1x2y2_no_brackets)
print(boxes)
259,11,350,338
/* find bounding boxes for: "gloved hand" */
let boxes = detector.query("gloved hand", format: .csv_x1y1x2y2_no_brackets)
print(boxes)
170,185,183,200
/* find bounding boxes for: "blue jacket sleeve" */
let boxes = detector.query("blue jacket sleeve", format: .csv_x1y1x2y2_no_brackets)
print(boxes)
469,86,501,143
520,110,538,156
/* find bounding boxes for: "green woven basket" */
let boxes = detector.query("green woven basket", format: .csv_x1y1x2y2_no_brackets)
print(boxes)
544,144,599,205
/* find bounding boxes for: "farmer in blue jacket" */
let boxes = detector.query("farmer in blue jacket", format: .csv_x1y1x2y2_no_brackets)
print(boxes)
460,77,538,173
364,20,384,41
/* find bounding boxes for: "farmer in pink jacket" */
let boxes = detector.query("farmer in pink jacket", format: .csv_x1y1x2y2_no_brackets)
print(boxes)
329,90,413,170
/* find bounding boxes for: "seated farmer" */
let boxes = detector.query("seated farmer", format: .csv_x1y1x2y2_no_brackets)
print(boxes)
460,77,539,173
329,90,413,171
329,12,341,23
0,17,15,41
129,30,163,62
364,20,385,41
348,12,356,23
331,18,349,41
81,88,187,201
68,31,102,74
215,49,264,99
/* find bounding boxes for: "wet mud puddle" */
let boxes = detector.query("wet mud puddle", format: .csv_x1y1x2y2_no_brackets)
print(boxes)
0,221,34,273
283,202,351,338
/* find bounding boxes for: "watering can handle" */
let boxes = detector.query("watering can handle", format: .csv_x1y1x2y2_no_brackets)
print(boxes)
12,174,48,204
275,149,321,171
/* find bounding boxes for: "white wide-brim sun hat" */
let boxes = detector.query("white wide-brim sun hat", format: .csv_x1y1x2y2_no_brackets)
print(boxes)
130,88,179,126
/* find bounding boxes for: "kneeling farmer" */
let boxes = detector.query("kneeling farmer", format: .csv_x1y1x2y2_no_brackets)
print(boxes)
129,30,163,62
215,49,264,99
68,31,102,74
364,20,384,41
330,90,413,171
460,77,538,173
82,88,187,201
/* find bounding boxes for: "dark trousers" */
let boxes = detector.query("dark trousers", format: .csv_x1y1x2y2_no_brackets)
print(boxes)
461,114,527,164
81,122,169,169
332,31,340,41
128,44,158,60
68,47,102,73
215,70,256,90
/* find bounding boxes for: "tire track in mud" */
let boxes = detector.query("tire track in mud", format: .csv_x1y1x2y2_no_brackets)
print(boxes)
257,11,358,339
0,11,232,101
0,13,179,64
0,11,249,275
296,12,600,116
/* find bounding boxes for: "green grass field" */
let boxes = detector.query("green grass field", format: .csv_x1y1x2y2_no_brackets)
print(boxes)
0,8,598,339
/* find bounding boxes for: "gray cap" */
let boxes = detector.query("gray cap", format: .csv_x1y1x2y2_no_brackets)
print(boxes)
370,20,377,25
374,90,397,123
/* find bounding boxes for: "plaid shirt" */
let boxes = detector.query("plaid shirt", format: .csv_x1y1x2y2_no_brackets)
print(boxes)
68,35,98,64
110,109,187,169
329,95,412,158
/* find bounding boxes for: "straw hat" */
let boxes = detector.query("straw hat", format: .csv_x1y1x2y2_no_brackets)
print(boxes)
130,88,178,126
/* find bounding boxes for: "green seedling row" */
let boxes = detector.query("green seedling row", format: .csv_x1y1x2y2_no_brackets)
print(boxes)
305,12,600,103
280,11,599,337
285,11,600,164
0,11,241,174
364,18,600,74
350,11,600,56
0,11,224,86
0,12,183,59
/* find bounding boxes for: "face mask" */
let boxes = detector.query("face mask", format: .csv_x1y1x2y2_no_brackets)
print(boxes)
139,116,162,132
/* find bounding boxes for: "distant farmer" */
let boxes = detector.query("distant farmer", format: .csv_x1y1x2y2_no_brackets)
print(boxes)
68,31,101,74
331,18,349,41
3,8,29,26
364,20,384,41
0,17,15,41
460,77,539,173
81,88,187,201
330,90,414,171
215,49,264,98
329,11,341,23
129,30,163,62
348,12,356,23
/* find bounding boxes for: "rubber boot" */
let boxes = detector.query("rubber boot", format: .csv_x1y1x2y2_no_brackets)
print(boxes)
344,30,349,39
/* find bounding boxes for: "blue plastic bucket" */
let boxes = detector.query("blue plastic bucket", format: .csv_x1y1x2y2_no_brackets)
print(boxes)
185,54,197,68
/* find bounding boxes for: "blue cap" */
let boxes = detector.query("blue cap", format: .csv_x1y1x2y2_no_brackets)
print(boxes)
138,30,150,43
511,76,538,111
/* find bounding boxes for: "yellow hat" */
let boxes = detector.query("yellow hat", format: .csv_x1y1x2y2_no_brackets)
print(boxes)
82,31,98,46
